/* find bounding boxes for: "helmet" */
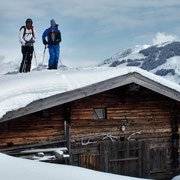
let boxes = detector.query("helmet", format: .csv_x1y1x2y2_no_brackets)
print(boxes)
26,18,33,24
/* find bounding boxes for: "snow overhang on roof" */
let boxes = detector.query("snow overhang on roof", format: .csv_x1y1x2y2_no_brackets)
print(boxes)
1,72,180,123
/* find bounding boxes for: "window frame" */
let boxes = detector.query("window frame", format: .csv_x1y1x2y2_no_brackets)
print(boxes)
93,108,107,120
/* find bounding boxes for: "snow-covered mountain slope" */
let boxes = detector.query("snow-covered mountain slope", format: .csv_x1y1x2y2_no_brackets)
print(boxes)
0,67,180,120
100,41,180,84
0,152,150,180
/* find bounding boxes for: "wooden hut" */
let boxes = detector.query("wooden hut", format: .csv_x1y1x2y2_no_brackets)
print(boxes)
0,72,179,179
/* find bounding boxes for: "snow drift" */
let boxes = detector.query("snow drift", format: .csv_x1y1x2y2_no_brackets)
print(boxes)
0,152,150,180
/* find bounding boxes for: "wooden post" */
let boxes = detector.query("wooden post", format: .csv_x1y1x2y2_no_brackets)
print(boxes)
64,104,72,165
141,141,150,178
99,142,109,172
67,121,72,164
171,103,179,171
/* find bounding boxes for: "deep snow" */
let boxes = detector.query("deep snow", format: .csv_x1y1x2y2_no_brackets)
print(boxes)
172,176,180,180
0,152,151,180
0,66,180,119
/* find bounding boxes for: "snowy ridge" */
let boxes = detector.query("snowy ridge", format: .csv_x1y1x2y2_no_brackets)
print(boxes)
101,41,180,84
0,66,179,119
102,45,148,66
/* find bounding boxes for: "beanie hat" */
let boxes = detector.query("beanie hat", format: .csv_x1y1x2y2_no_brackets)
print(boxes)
50,19,56,24
26,18,33,24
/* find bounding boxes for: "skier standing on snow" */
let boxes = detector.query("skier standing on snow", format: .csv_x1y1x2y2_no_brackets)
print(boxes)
19,18,38,73
42,19,62,69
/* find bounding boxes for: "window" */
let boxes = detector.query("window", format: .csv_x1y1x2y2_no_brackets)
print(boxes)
93,109,106,119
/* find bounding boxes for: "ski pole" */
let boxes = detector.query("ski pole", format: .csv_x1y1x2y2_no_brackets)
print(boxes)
41,45,47,68
59,57,63,66
33,48,38,68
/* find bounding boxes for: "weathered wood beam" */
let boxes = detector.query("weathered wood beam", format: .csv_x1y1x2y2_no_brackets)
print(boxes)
67,123,72,164
1,139,67,153
64,104,72,164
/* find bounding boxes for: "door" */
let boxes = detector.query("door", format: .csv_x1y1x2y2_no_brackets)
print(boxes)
100,141,147,178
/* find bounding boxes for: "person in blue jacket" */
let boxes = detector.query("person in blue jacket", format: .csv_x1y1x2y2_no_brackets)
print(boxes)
42,19,62,69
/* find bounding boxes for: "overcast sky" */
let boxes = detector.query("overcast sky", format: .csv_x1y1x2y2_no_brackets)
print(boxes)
1,0,180,67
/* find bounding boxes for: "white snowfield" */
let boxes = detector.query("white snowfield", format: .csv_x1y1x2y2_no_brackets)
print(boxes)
0,152,151,180
0,66,180,119
172,176,180,180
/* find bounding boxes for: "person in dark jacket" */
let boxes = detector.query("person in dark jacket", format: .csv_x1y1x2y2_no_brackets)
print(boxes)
42,19,62,69
19,18,38,73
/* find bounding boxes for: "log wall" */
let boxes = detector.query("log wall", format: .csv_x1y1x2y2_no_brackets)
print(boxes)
0,85,177,148
70,85,175,140
0,106,65,149
69,85,180,179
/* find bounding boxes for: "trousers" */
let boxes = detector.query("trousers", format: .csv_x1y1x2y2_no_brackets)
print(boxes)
48,45,60,69
20,46,34,73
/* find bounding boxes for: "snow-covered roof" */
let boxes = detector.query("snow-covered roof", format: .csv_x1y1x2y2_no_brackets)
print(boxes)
0,67,180,122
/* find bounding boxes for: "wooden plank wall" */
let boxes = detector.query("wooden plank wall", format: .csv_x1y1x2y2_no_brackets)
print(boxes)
0,106,65,149
69,85,179,178
70,85,174,140
100,141,143,177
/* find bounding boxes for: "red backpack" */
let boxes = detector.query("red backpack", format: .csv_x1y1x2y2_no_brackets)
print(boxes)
47,27,59,36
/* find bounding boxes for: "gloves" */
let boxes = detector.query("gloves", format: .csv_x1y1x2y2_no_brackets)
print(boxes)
43,39,48,45
25,38,35,46
29,38,35,43
56,39,61,44
25,41,32,46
